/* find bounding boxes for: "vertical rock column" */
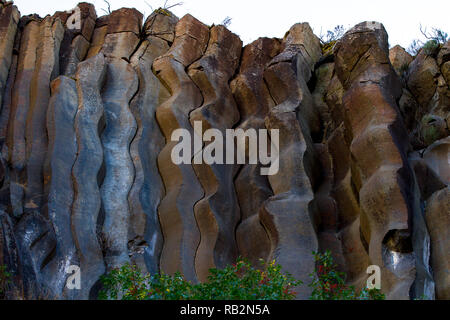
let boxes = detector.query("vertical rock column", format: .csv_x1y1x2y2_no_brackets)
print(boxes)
98,8,142,271
43,76,79,298
0,2,19,120
187,25,242,282
25,16,64,213
231,38,281,266
260,23,322,299
7,17,41,217
128,11,177,274
72,53,107,299
153,14,209,282
421,137,450,299
333,22,424,299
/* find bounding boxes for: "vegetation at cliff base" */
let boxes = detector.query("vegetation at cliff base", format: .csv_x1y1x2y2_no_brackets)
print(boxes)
99,258,300,300
99,251,385,300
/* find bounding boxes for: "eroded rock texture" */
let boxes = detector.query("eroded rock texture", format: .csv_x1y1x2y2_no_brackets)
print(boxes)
0,2,448,300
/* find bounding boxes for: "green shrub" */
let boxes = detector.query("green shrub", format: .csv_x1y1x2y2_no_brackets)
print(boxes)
99,251,386,301
99,259,301,300
309,251,385,300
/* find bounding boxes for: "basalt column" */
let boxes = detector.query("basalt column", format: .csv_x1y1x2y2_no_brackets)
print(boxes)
95,8,142,271
333,22,431,299
231,38,281,267
128,11,177,273
187,25,242,282
260,23,322,299
72,53,107,299
153,14,209,282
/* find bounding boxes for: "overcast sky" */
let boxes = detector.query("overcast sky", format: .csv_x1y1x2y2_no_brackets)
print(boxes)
12,0,450,49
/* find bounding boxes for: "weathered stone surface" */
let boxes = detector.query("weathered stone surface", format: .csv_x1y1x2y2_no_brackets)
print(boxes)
101,58,138,271
0,2,19,114
44,76,79,299
232,38,280,267
437,40,450,66
389,45,413,75
423,137,450,185
187,25,242,282
8,18,41,218
143,10,178,43
407,52,439,109
128,13,174,273
25,16,64,213
14,211,56,299
72,53,107,299
153,14,209,282
261,23,321,299
425,187,450,299
334,21,431,299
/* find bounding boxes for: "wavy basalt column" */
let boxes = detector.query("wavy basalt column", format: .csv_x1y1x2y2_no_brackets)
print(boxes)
260,23,321,299
93,7,141,272
7,17,41,218
25,16,64,214
0,2,19,115
153,14,209,282
231,38,281,266
186,25,242,282
100,59,138,270
327,125,371,288
54,3,96,76
72,53,106,299
128,11,176,273
43,76,79,298
334,22,429,299
324,64,371,287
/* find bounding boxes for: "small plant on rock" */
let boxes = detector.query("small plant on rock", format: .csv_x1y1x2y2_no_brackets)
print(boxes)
319,25,346,55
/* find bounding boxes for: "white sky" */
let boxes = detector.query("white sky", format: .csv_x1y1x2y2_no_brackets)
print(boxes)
12,0,450,49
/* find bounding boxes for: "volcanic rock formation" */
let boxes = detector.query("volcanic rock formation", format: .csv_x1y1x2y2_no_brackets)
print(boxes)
0,1,448,300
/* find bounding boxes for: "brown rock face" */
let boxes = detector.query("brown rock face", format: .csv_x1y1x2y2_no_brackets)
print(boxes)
389,45,413,75
232,37,281,267
334,22,434,299
261,22,321,299
425,187,450,299
0,3,448,300
187,25,242,282
153,14,209,282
